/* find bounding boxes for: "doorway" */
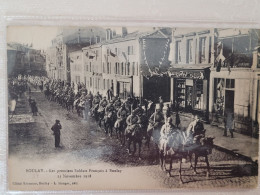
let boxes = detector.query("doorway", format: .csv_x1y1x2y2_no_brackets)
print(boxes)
225,90,234,113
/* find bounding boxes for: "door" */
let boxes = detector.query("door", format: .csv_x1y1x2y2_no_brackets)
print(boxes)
186,86,193,111
225,90,234,113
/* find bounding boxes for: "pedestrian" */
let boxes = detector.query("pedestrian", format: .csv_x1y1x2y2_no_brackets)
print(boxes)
224,110,234,138
107,87,113,101
175,111,180,128
159,96,164,112
51,120,62,148
30,99,38,116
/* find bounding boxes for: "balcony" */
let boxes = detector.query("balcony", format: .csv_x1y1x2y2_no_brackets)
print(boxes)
214,52,253,69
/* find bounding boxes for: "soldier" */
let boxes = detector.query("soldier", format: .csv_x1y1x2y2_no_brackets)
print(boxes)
92,93,101,111
125,109,140,137
160,117,175,139
86,91,93,109
147,105,165,132
187,114,205,138
159,96,164,112
114,103,129,129
105,100,115,115
113,96,122,111
51,120,62,148
133,104,144,117
99,96,108,112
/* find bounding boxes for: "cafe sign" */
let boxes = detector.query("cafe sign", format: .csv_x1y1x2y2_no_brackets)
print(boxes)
169,70,205,79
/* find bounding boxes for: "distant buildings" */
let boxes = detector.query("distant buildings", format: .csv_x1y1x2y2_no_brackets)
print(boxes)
7,42,46,76
46,27,106,81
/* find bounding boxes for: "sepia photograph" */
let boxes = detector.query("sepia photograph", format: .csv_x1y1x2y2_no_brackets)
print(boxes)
7,26,260,190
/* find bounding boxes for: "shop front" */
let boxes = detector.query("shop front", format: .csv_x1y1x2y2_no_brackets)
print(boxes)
115,75,133,99
169,65,210,120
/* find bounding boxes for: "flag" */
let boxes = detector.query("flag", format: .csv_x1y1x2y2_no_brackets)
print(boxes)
122,52,127,61
110,50,116,57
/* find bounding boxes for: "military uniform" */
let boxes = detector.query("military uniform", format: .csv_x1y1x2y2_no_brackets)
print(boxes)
147,111,164,131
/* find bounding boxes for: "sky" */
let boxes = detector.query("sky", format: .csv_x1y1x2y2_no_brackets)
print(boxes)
7,26,59,50
6,26,154,50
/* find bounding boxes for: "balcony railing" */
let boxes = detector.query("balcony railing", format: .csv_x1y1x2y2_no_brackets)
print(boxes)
215,52,253,68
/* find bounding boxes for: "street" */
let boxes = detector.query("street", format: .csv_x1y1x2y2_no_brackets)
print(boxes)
8,89,258,189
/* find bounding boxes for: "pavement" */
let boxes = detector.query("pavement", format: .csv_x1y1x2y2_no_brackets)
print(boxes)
10,90,259,163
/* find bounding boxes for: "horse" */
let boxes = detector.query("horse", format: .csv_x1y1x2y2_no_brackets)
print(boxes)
125,124,144,160
104,111,117,136
159,128,214,184
114,117,127,145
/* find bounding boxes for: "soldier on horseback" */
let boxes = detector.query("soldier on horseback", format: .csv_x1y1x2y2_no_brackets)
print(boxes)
125,109,140,138
113,96,122,111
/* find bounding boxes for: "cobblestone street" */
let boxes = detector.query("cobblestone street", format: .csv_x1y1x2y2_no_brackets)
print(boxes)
8,89,258,190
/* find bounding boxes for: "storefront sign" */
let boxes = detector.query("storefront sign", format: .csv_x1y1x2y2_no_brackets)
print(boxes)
169,70,204,79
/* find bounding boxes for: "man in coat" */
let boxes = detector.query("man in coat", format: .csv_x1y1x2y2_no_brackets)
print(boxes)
51,120,62,147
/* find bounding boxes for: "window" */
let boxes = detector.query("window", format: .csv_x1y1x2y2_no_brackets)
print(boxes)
121,62,124,75
107,63,109,74
199,37,206,63
115,62,117,74
90,62,92,72
103,62,105,73
107,79,110,89
226,79,235,89
136,62,138,76
175,41,181,63
128,46,134,55
187,39,193,63
132,62,135,76
90,77,92,87
127,62,130,75
115,48,117,55
103,79,106,90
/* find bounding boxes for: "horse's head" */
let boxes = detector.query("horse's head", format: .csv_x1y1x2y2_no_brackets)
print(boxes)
200,136,215,154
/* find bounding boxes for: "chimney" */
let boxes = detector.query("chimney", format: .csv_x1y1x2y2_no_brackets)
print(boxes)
106,29,112,41
96,36,100,44
122,27,128,37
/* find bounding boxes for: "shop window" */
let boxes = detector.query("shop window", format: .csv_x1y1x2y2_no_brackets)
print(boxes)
194,80,204,110
175,79,186,108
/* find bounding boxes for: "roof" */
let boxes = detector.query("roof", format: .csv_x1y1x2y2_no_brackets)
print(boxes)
169,64,211,70
102,30,169,45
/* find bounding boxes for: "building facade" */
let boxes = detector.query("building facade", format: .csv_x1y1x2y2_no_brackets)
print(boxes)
168,29,215,119
69,50,84,85
209,29,260,135
7,42,46,76
81,29,171,102
46,27,106,82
